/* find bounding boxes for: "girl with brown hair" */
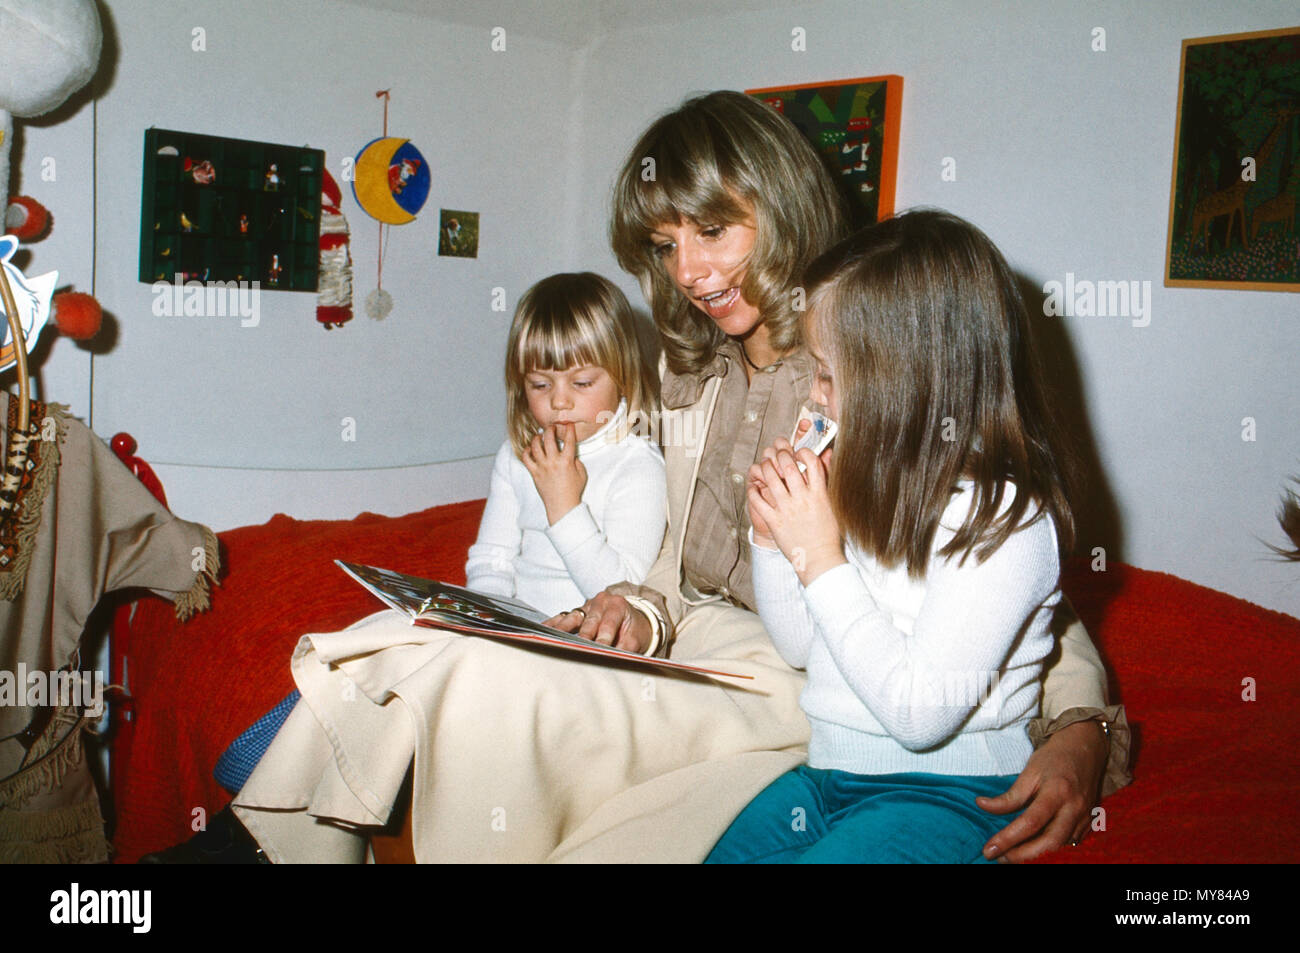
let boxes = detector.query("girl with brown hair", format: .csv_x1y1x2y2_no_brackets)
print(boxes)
707,209,1080,861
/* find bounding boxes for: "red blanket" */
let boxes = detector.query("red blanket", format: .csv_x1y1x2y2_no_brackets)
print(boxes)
113,501,484,862
1043,557,1300,863
111,501,1300,863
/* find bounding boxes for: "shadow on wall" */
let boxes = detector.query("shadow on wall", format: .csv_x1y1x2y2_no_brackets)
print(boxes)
1016,273,1124,566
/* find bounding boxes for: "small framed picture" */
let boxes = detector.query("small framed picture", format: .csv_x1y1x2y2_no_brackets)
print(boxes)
438,209,479,258
1165,27,1300,292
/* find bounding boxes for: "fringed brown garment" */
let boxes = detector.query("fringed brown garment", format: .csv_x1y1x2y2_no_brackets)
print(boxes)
0,706,107,864
0,396,59,600
0,393,220,862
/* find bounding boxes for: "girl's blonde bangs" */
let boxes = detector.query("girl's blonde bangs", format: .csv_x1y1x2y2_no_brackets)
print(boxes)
504,272,654,457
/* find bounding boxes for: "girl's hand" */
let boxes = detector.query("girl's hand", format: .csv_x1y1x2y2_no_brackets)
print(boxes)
749,438,844,585
522,423,588,524
747,464,779,549
748,434,815,547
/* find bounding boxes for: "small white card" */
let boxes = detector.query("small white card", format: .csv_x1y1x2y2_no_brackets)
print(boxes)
791,406,837,471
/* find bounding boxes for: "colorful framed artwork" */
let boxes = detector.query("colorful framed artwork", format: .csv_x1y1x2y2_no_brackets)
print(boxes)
1165,27,1300,292
747,75,903,227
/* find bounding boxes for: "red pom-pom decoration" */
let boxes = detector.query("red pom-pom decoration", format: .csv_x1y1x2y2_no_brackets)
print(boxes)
52,291,103,339
5,196,51,240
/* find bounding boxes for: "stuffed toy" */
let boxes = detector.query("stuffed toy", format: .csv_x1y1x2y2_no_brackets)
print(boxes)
0,0,102,230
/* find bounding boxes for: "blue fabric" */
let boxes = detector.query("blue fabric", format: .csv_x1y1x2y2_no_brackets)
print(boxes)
213,690,300,793
705,767,1021,864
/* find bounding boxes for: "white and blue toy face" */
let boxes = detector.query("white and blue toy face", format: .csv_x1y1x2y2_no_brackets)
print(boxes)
0,234,58,372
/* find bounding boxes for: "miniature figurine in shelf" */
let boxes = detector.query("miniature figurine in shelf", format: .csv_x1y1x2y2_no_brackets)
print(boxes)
179,211,195,232
185,158,215,184
264,163,281,191
239,213,250,235
267,253,282,285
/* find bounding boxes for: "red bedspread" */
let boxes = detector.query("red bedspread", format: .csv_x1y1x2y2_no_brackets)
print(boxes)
1043,558,1300,863
110,501,1300,863
112,500,484,862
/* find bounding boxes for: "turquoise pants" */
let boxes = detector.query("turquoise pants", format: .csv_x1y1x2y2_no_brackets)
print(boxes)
705,766,1021,864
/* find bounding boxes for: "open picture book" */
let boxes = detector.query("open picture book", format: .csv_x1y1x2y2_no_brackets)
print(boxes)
335,561,751,681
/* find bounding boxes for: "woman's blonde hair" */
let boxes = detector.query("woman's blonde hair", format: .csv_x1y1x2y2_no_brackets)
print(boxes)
610,91,846,375
504,272,655,456
805,209,1076,576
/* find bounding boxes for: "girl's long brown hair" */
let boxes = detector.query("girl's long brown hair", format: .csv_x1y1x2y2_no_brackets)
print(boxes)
806,209,1076,576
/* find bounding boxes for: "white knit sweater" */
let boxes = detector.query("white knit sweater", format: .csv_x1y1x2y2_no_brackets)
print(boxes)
752,483,1060,777
465,401,667,616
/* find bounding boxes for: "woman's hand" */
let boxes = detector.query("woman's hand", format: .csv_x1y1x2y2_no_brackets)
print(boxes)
545,591,652,654
522,423,587,525
976,720,1109,862
748,437,844,585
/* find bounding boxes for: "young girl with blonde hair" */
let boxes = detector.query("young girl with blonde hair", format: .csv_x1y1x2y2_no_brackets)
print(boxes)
465,271,665,619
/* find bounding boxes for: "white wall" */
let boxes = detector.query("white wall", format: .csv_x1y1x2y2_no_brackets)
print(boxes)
569,0,1300,618
6,0,1298,618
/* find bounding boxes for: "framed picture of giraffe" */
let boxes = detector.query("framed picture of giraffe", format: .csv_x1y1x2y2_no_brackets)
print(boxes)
1166,26,1300,291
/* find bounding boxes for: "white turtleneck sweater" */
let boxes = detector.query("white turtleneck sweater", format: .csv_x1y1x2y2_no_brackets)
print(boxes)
465,401,667,616
752,482,1061,778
